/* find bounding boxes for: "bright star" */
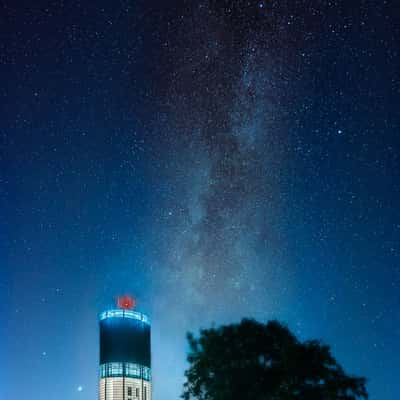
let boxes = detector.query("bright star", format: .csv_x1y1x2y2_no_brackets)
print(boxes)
77,386,83,392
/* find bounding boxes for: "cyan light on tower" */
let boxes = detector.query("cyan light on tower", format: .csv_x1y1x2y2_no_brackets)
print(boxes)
99,296,151,400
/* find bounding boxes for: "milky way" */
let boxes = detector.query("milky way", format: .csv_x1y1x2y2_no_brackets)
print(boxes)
152,1,292,313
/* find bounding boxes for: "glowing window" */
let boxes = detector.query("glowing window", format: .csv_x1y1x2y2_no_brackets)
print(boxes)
125,363,141,378
108,362,123,376
99,309,150,324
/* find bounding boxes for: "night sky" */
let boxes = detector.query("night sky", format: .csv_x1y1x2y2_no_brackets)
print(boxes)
2,1,399,399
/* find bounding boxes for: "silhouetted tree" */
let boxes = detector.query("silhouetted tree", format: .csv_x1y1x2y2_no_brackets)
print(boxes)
183,319,367,400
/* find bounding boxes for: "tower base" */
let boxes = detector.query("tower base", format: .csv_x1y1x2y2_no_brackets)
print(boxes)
99,377,152,400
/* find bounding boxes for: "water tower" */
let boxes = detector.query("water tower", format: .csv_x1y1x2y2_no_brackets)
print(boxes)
99,296,151,400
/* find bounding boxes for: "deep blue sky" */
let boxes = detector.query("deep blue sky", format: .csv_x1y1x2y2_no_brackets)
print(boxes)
2,1,399,399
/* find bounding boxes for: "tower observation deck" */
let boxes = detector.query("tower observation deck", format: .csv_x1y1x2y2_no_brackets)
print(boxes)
99,296,151,400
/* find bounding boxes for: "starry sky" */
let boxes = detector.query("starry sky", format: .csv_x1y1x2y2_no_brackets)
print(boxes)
1,1,399,399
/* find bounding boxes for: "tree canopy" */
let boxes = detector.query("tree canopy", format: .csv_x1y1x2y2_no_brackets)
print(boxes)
183,319,368,400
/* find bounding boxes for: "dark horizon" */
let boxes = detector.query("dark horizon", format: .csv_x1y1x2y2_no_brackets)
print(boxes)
2,1,399,399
